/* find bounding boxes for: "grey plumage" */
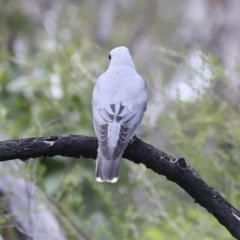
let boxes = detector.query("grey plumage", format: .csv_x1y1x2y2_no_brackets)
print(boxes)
92,46,148,183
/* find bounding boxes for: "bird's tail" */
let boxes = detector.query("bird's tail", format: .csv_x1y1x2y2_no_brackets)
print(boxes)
95,150,121,183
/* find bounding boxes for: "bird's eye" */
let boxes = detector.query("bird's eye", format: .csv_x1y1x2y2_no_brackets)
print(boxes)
108,54,111,60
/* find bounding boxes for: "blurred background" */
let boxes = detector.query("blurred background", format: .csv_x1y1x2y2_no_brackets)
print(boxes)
0,0,240,239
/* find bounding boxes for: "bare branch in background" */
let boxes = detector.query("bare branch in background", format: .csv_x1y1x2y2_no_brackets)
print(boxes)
180,0,240,105
0,161,68,240
94,0,117,44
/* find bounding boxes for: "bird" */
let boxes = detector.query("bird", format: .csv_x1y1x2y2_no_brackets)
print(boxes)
92,46,148,183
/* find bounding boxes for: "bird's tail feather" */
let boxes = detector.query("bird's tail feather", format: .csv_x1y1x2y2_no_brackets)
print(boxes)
95,150,121,183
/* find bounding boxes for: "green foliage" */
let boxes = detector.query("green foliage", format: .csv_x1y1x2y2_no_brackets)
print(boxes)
155,52,239,239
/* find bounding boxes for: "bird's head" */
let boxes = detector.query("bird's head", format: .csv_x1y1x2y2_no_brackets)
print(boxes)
108,46,136,69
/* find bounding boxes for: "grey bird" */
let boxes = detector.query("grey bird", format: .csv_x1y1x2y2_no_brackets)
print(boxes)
92,46,148,183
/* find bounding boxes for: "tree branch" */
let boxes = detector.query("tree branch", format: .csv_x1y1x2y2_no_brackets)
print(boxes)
0,135,239,239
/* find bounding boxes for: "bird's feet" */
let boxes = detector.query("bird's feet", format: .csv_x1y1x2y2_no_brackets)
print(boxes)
130,135,140,145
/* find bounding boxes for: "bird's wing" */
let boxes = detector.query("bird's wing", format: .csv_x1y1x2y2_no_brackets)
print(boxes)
112,98,147,159
93,88,147,160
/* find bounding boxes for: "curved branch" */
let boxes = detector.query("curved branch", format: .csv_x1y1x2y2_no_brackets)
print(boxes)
0,135,239,239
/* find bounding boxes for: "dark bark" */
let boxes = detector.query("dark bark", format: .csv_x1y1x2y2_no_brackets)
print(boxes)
0,135,240,239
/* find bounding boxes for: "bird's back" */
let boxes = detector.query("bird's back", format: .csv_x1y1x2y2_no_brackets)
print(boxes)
93,66,146,106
